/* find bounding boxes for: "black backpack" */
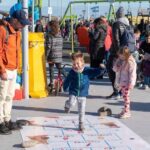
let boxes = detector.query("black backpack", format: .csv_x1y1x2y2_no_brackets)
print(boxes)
120,23,136,53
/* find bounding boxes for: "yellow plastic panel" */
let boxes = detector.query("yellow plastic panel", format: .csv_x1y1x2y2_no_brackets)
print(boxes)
29,33,48,98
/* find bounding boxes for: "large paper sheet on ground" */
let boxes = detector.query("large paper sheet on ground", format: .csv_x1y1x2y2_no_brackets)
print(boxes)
19,115,150,150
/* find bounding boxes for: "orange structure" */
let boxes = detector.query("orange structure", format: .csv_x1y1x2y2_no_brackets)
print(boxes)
76,26,90,53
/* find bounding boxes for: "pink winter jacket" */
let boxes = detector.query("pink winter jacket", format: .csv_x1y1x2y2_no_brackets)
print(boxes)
113,56,137,87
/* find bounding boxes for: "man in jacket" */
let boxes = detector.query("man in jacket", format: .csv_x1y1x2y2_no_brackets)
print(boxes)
106,7,130,99
0,10,30,134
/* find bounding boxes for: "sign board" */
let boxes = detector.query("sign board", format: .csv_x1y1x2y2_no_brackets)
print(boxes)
48,7,52,15
91,6,99,13
107,0,115,2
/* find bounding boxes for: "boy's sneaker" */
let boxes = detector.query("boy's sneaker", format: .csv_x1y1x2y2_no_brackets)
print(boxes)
0,123,12,135
64,107,70,113
118,111,131,119
5,120,20,130
79,122,84,132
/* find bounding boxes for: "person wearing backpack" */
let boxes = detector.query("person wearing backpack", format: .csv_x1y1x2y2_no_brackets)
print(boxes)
0,10,30,135
106,7,133,99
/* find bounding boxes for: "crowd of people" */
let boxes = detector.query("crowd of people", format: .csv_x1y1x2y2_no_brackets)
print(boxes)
71,7,150,92
43,6,150,131
0,6,150,134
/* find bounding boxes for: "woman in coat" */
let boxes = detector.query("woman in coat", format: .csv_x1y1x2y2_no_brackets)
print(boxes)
45,20,63,93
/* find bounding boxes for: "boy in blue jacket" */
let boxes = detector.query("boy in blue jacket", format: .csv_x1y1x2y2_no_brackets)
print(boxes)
63,51,104,131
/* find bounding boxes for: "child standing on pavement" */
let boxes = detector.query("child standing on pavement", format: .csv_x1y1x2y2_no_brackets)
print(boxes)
113,47,137,119
63,51,104,131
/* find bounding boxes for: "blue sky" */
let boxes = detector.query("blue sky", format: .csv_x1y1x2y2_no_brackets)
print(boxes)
0,0,69,16
0,0,149,18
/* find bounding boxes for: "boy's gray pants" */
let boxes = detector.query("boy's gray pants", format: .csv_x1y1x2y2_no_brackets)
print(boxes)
65,95,86,123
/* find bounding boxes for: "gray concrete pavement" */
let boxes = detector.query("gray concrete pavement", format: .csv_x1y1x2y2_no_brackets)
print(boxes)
0,76,150,150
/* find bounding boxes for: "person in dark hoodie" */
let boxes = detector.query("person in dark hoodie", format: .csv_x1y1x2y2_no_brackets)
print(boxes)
106,7,130,99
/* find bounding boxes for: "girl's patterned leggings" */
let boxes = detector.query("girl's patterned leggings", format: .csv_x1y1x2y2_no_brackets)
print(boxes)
121,86,131,113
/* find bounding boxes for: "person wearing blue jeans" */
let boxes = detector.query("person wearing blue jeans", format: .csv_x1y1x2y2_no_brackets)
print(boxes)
144,76,150,88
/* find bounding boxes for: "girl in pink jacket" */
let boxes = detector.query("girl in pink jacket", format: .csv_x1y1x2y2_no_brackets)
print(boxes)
113,47,137,119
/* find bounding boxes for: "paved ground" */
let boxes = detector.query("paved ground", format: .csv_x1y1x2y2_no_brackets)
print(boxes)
1,73,150,150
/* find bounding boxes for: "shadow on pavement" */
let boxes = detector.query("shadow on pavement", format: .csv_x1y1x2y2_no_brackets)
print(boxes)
90,82,111,86
56,94,107,99
13,106,65,113
105,101,150,112
13,106,98,116
105,101,123,106
87,95,107,99
90,78,111,86
13,144,23,149
131,102,150,112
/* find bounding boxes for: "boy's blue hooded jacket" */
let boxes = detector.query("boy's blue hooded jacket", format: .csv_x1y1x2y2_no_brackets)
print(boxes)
63,67,104,97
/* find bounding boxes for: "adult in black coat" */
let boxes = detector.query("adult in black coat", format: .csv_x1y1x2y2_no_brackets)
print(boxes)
106,7,130,99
